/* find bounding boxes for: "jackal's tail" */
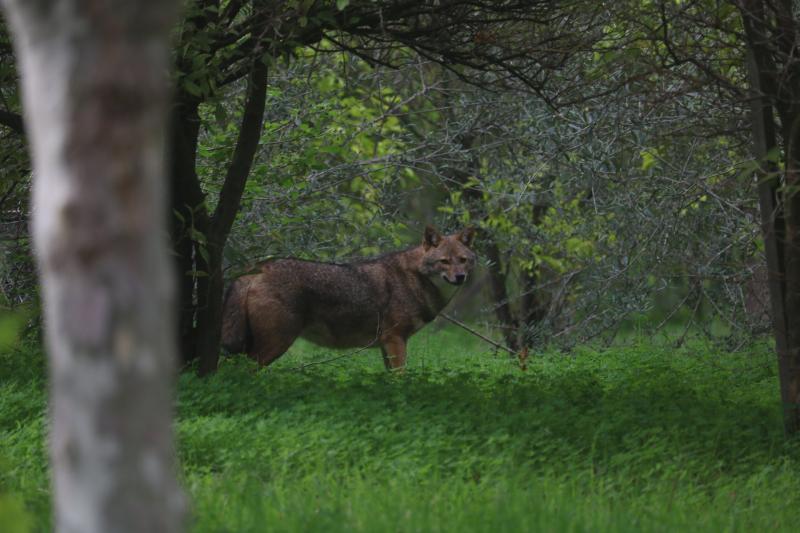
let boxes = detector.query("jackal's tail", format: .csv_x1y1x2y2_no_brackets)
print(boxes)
221,278,250,354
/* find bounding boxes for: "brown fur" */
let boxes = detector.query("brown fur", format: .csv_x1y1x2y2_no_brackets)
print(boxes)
221,226,477,370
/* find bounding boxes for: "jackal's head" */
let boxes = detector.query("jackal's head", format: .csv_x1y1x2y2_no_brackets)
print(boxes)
419,225,477,285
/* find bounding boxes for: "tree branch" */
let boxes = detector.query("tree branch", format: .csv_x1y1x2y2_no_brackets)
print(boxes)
210,59,268,246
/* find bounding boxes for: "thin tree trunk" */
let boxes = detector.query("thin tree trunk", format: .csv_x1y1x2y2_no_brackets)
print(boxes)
2,1,186,531
449,133,521,352
742,0,800,433
518,204,549,345
519,269,546,340
170,98,204,365
196,60,268,375
195,252,225,375
772,0,800,436
169,61,267,375
485,241,520,352
781,120,800,433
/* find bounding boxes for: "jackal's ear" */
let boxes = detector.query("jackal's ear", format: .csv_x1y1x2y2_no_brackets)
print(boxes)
458,226,476,247
423,225,442,249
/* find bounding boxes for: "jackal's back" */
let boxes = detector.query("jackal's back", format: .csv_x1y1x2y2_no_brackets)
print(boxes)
255,258,391,348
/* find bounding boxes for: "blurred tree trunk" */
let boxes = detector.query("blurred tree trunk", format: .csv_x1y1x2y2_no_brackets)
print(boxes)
1,1,186,531
741,0,800,434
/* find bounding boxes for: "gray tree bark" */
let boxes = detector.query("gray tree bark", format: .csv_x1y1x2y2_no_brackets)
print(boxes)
1,1,185,531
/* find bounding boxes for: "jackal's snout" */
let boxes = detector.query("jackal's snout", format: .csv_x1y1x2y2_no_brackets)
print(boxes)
443,272,467,285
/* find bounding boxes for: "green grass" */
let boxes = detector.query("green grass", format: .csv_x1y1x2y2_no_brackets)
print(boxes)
2,327,799,532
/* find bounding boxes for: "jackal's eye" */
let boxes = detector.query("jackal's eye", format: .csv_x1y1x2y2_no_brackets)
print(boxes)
439,258,450,265
459,257,467,263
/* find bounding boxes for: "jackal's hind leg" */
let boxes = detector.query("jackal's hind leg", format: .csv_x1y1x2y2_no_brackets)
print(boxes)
248,310,302,367
380,337,407,371
250,334,298,367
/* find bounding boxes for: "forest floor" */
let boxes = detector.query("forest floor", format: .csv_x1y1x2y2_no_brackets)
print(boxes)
1,327,799,532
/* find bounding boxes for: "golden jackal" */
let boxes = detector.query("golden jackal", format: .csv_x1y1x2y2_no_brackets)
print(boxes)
221,226,476,370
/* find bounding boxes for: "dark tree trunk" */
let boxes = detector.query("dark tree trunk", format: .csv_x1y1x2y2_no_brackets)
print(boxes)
449,134,522,352
782,124,800,433
1,0,186,530
169,98,205,365
742,0,800,433
167,55,267,376
518,204,549,346
195,60,267,375
485,241,520,352
195,253,225,375
519,269,548,342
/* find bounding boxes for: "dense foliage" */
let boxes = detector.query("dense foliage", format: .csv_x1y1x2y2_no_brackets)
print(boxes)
0,1,774,351
200,44,765,352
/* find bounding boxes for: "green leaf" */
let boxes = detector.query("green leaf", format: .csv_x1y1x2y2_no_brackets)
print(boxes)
640,149,659,171
184,79,204,97
189,227,207,245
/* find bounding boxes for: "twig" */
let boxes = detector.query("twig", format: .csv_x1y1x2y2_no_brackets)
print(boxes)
291,318,383,371
440,313,517,356
292,342,375,371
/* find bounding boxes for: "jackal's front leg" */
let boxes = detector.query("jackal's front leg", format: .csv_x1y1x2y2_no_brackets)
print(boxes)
380,337,407,371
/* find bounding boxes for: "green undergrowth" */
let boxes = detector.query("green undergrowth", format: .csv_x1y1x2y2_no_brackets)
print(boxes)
1,327,798,532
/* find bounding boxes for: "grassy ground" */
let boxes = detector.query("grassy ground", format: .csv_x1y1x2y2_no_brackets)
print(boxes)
1,327,799,532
